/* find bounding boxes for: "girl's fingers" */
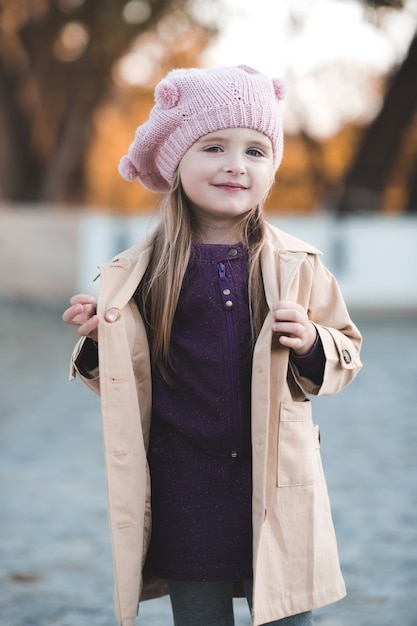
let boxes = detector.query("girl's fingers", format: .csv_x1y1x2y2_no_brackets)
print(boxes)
62,300,96,325
78,314,99,340
62,304,81,324
69,293,96,306
62,293,99,340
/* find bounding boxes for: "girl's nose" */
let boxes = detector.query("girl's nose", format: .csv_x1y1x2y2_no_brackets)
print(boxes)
223,161,246,175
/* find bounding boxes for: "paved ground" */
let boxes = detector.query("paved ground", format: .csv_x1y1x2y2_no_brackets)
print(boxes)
1,299,417,626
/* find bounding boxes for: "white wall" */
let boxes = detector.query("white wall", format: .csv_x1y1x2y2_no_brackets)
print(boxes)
269,215,417,310
0,206,79,302
1,206,416,310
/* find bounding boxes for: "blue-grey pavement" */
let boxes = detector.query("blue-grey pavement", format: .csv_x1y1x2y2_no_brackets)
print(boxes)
1,300,416,626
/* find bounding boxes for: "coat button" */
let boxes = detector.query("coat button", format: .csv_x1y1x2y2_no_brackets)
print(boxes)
105,308,120,322
225,300,233,308
342,349,352,364
227,247,238,256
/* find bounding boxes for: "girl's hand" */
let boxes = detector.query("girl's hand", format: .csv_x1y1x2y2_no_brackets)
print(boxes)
62,293,99,342
272,300,317,355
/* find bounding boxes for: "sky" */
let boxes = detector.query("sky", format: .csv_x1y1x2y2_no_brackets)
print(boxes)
201,0,417,136
204,0,415,76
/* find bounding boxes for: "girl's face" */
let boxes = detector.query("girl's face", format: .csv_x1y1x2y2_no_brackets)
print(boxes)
178,127,274,234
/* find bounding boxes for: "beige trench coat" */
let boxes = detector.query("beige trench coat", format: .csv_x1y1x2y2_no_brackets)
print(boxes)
70,222,362,626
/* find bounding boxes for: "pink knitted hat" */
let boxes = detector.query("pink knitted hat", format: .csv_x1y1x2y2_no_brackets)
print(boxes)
118,65,286,192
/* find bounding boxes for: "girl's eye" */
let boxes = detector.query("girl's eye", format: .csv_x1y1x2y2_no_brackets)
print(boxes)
247,148,264,157
204,146,222,153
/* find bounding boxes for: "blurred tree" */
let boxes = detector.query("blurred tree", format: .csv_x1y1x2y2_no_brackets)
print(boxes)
266,124,363,214
86,12,215,213
0,0,218,204
337,0,417,214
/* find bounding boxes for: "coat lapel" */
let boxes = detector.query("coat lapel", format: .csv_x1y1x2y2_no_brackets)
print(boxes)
261,241,307,305
98,245,153,316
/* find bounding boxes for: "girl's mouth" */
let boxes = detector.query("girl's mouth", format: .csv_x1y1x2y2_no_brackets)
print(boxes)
214,182,247,191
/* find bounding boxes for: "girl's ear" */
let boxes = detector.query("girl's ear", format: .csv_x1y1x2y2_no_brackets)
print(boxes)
167,169,182,195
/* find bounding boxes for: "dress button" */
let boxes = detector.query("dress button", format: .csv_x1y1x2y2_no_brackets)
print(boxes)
223,288,231,295
225,300,233,308
227,247,238,257
342,349,352,364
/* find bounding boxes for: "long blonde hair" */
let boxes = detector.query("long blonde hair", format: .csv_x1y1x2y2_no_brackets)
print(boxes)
139,175,269,380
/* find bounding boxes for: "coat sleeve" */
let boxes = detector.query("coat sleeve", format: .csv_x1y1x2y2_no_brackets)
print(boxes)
69,336,100,395
291,254,362,397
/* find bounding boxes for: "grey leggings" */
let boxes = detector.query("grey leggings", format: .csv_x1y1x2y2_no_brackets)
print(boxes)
167,580,313,626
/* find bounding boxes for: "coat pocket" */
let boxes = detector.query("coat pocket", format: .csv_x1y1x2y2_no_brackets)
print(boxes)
277,400,322,487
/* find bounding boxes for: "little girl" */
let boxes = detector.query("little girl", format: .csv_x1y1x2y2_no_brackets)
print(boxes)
63,65,362,626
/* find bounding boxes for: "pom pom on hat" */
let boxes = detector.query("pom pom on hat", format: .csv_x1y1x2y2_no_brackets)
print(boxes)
155,79,179,109
118,155,139,182
272,77,287,101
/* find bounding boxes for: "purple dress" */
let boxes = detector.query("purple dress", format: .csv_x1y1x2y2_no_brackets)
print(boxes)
145,243,253,581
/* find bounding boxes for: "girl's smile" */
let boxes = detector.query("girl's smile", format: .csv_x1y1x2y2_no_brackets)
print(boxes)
213,181,248,191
